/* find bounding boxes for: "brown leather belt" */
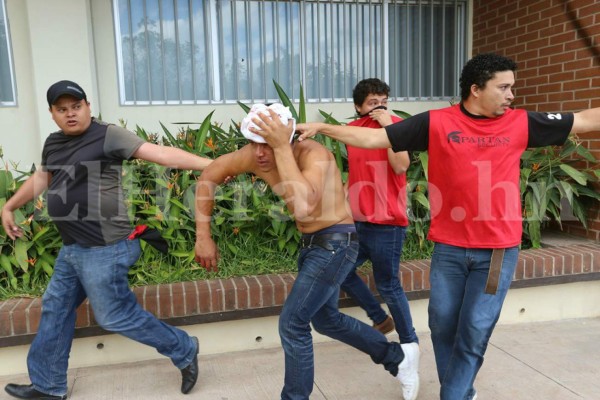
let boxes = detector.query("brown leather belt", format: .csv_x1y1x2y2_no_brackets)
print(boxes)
485,248,505,295
300,232,357,251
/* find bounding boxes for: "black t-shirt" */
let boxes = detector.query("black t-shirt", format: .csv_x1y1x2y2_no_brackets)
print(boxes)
41,119,145,246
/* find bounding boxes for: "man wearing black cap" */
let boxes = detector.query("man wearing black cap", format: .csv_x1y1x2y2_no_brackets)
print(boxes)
1,80,211,399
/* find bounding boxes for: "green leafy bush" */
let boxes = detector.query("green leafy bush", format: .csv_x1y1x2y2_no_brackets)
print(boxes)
0,163,63,296
520,135,600,248
1,82,598,300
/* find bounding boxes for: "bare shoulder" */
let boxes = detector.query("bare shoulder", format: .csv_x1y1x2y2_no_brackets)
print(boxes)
293,138,334,162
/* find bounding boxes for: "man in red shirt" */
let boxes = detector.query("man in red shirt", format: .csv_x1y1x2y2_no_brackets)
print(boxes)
341,79,419,348
296,53,600,400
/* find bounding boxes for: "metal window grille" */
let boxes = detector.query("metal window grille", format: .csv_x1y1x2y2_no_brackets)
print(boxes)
113,0,467,105
0,0,16,106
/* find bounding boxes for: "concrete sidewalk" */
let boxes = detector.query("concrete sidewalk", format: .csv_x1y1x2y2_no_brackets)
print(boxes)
1,318,599,400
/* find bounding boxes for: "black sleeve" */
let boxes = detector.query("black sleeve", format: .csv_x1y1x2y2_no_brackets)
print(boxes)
385,111,430,152
527,111,574,148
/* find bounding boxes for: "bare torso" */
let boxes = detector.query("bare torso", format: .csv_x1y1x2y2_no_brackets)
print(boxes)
251,139,353,233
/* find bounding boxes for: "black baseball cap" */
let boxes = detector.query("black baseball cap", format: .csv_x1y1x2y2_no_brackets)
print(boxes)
46,80,87,107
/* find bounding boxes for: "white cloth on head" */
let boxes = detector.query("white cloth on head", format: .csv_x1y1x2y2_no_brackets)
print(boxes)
240,103,296,143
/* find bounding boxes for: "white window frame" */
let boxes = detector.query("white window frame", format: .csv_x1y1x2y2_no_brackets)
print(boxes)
0,0,17,107
113,0,468,106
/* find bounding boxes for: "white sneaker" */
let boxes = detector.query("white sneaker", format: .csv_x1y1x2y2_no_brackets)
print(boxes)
472,390,478,400
396,342,420,400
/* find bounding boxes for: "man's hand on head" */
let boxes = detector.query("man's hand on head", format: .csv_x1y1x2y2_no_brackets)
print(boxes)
250,109,294,149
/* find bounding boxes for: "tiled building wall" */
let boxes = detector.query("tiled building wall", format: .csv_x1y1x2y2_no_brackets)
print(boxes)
472,0,600,241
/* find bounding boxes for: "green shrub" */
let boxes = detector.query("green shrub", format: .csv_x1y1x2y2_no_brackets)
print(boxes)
0,163,63,296
2,82,598,300
520,135,600,248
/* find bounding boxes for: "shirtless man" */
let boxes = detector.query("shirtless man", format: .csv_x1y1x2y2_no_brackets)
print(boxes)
194,106,419,400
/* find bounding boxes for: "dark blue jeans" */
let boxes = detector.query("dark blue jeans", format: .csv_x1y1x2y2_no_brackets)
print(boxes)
27,239,197,396
341,222,418,343
279,236,404,400
428,243,519,400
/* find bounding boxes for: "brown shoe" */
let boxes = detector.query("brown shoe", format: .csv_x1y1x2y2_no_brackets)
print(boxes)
373,315,395,334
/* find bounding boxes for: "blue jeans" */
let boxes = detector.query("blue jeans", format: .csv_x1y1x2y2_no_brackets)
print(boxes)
341,222,418,343
279,236,404,400
428,243,518,400
27,239,197,396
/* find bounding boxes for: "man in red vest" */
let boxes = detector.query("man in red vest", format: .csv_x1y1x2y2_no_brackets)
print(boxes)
296,53,600,400
341,78,419,351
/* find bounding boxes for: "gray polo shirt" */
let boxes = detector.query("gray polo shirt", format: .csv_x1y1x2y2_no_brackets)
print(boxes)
41,119,145,246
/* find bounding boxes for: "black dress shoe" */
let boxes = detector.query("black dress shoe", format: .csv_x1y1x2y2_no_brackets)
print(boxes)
5,384,66,400
180,336,199,394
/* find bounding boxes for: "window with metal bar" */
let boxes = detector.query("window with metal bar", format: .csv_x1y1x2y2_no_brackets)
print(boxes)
0,0,16,106
113,0,467,105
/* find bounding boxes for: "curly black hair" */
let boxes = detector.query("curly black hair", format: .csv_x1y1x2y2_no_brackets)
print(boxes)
352,78,390,106
459,53,517,102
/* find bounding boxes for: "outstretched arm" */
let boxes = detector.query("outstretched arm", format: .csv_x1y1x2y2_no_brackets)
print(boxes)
571,107,600,134
296,122,392,149
1,170,52,240
133,142,212,171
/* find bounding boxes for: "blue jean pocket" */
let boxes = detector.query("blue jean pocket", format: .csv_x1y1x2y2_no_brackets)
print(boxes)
298,242,358,286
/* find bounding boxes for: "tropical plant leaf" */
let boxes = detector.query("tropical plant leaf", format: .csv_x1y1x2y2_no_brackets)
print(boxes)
412,191,430,209
392,110,413,120
574,144,598,162
520,168,531,193
135,125,149,141
559,139,577,157
14,240,29,272
559,164,587,185
571,200,589,229
556,181,574,205
159,122,179,146
237,101,251,113
319,110,342,125
0,254,14,278
273,80,298,120
195,111,215,152
575,185,600,200
527,220,541,248
0,170,13,198
418,152,429,180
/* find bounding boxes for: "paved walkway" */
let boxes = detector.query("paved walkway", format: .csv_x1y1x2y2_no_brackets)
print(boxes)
1,318,599,400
